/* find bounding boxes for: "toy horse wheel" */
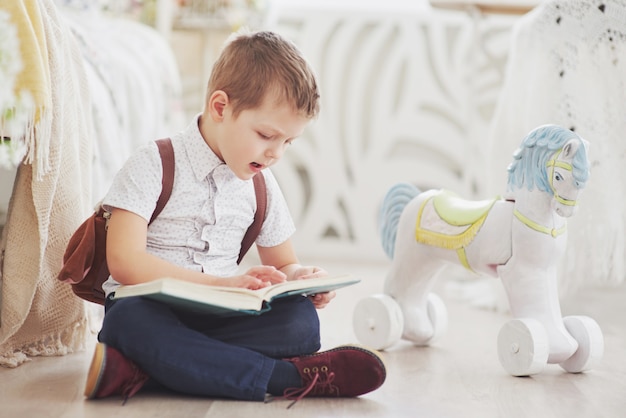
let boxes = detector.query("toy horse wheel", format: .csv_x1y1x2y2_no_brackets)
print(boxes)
559,315,604,373
497,318,549,376
353,294,404,350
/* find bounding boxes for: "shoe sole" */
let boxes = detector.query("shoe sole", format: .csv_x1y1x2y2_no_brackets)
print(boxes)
84,342,107,399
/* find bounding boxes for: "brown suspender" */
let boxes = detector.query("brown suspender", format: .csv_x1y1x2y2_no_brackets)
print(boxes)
152,138,175,223
239,173,267,264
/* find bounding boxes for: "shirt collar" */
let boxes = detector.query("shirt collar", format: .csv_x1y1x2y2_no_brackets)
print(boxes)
182,113,230,182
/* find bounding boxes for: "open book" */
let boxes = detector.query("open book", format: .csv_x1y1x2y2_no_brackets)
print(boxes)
113,274,360,316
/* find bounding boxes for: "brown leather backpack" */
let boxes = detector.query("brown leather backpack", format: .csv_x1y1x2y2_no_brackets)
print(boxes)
57,138,267,304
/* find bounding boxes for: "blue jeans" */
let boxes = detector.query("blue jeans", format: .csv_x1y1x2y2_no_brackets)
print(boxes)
98,294,321,401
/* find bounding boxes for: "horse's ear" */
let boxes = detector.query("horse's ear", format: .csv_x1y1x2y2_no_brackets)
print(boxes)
561,138,582,161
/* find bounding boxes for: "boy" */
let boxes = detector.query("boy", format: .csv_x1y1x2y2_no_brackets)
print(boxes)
85,30,386,406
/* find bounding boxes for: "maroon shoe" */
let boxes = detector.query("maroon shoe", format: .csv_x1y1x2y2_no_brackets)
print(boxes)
84,343,149,404
281,345,386,407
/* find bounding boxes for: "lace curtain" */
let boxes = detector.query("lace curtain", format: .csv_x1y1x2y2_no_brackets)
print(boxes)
487,0,626,291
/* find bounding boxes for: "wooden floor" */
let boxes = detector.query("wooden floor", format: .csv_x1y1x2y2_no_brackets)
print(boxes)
2,260,625,418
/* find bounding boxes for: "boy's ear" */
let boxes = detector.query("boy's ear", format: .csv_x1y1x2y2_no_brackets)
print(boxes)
208,90,229,121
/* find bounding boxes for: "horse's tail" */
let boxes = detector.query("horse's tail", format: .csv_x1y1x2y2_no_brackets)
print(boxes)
379,183,421,259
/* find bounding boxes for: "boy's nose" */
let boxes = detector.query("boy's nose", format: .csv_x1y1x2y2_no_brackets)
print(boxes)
265,144,284,160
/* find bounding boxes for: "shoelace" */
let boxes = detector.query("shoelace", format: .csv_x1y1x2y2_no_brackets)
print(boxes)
280,366,339,409
120,367,149,405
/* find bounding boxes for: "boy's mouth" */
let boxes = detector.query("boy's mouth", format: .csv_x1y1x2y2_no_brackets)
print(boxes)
251,162,262,168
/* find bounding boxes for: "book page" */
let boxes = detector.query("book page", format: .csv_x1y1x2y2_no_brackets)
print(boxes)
113,274,360,313
260,274,358,301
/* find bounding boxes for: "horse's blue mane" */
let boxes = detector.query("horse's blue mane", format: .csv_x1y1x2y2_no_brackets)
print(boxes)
507,125,589,193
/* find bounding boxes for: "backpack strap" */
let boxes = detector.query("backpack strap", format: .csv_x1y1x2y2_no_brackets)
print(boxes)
237,172,267,264
149,137,264,264
151,138,175,224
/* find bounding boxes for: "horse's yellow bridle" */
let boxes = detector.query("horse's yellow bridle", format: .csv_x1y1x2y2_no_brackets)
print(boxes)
546,147,577,207
513,146,576,238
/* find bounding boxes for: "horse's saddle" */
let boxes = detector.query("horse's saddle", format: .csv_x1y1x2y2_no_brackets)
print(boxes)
415,190,498,250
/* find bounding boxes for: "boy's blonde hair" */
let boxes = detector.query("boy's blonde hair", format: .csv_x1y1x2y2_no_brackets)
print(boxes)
207,30,320,119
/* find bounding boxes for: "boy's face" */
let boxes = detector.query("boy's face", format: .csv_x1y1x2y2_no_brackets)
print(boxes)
211,92,310,181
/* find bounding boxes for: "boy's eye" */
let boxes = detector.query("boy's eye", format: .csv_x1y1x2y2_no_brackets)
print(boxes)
258,132,271,139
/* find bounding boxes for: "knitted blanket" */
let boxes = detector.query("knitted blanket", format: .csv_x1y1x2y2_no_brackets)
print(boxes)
0,0,52,178
0,0,92,367
486,0,626,293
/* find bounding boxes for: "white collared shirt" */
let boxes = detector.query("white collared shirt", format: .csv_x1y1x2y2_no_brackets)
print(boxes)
101,114,295,294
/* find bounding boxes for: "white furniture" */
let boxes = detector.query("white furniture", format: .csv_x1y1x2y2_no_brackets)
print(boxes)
264,0,526,262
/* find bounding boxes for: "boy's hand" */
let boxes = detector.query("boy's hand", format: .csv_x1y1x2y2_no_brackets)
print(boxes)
309,291,336,309
215,265,287,290
290,266,327,281
290,266,335,309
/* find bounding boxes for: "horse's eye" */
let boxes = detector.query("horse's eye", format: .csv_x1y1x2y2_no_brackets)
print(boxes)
555,173,563,181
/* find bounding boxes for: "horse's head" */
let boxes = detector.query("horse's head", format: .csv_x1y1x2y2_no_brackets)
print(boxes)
507,125,590,217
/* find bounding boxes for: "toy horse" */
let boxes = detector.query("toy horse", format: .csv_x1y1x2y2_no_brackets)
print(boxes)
353,125,604,376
